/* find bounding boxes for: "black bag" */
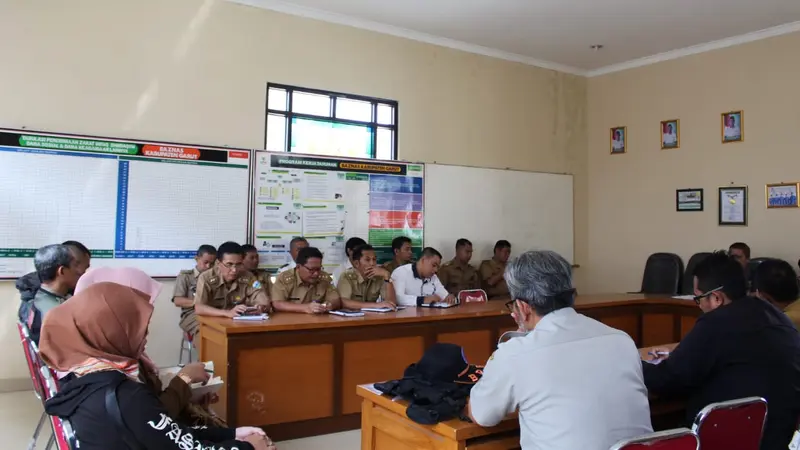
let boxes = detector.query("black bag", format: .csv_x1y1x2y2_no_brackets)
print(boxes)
105,378,144,450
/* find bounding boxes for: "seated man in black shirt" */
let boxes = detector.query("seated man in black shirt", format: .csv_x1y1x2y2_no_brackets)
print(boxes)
643,251,800,450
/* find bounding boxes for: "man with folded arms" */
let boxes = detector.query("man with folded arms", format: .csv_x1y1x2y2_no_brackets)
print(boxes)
194,241,271,319
338,244,396,310
391,247,456,307
468,250,652,450
644,251,800,450
272,246,342,314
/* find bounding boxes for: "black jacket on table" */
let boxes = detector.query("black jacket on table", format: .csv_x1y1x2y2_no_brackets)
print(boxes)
642,296,800,450
45,370,253,450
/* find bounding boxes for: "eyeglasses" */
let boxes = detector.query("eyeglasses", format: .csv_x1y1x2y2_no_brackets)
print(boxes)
220,262,243,270
693,286,723,305
301,265,322,274
504,300,516,313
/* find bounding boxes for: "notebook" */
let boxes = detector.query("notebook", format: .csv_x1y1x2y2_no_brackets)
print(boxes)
233,313,269,321
419,302,458,309
329,309,365,317
361,306,408,313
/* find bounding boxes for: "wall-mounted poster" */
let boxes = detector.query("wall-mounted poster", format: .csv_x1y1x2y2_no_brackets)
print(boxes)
721,111,744,143
766,183,799,208
661,119,680,149
719,186,748,226
610,126,626,154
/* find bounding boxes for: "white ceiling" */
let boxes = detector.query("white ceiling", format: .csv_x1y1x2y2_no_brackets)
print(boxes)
229,0,800,76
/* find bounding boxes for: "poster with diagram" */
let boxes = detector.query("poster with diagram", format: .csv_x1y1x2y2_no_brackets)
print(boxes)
253,152,424,273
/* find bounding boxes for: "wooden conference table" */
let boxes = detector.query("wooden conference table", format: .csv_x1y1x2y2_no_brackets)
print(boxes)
198,294,700,441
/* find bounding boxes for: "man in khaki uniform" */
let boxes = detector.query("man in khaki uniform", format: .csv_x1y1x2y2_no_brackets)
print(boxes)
242,243,273,293
338,244,397,309
272,246,342,314
194,242,271,319
382,235,413,275
439,238,480,295
173,245,217,338
479,240,512,300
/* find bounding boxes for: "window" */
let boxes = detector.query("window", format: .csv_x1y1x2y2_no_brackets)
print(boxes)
265,84,398,160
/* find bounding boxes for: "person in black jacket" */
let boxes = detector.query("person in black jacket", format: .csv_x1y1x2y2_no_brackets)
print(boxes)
643,251,800,450
40,281,275,450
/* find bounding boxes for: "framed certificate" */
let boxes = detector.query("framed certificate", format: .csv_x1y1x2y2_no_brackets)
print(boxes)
718,186,748,226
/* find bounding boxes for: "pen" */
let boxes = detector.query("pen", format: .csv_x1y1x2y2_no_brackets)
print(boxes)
648,351,669,358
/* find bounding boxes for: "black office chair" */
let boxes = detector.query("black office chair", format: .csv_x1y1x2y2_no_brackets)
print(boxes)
747,257,777,291
682,252,712,294
637,253,684,295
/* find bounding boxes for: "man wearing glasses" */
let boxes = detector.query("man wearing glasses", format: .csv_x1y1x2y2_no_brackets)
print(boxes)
643,251,800,450
194,241,272,319
271,246,342,314
468,251,652,450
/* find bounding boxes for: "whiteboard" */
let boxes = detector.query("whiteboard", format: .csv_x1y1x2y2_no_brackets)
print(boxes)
0,129,251,278
252,152,424,272
424,164,574,264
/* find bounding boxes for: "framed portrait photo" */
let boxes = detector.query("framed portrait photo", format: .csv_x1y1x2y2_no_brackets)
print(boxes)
661,119,680,149
676,188,703,211
721,110,743,143
718,186,748,226
610,126,626,155
766,182,799,208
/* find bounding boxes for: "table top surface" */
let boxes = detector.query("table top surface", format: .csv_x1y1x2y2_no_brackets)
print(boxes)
357,341,684,441
198,293,691,334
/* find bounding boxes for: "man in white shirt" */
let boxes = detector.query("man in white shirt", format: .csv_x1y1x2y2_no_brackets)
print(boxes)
391,247,457,306
611,129,625,152
332,237,366,287
662,123,677,147
468,250,652,450
277,237,308,274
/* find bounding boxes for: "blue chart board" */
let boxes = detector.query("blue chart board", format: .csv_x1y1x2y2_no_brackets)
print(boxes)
0,129,251,278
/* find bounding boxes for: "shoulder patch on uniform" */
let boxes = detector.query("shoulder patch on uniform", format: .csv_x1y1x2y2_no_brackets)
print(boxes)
277,270,295,285
179,269,193,275
252,280,262,289
442,261,453,267
320,272,333,282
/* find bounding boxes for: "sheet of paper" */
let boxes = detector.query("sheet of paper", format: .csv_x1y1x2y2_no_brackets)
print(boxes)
254,202,301,235
671,295,695,300
303,209,344,237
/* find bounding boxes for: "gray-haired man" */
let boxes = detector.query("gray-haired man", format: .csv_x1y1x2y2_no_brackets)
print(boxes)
19,244,83,343
468,250,652,450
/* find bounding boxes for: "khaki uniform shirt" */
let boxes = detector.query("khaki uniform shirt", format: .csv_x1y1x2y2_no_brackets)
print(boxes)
272,269,340,304
382,259,408,276
194,265,270,310
479,259,509,299
784,300,800,330
252,269,273,294
173,268,200,320
438,259,480,294
337,268,387,303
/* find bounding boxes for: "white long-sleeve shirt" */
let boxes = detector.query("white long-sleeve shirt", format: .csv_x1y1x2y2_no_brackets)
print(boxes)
390,262,449,306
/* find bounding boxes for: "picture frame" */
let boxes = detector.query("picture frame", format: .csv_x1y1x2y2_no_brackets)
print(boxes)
610,126,626,155
676,188,703,211
718,186,748,226
766,182,800,208
721,110,744,143
661,119,680,150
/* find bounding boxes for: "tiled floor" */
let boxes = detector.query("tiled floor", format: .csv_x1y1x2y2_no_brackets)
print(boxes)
1,390,360,450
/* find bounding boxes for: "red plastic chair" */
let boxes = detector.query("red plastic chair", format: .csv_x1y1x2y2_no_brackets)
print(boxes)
691,396,767,450
40,367,78,450
179,331,195,365
18,322,50,450
458,289,488,304
609,428,699,450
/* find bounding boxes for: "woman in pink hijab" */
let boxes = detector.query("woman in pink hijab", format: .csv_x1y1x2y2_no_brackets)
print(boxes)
74,267,224,427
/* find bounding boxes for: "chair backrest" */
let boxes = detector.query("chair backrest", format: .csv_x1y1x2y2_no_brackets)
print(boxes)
692,396,767,450
17,322,46,402
40,363,79,449
641,253,684,295
682,252,712,294
610,428,699,450
458,289,488,304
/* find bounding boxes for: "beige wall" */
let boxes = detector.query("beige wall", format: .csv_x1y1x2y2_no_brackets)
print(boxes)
587,32,800,293
0,0,588,385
